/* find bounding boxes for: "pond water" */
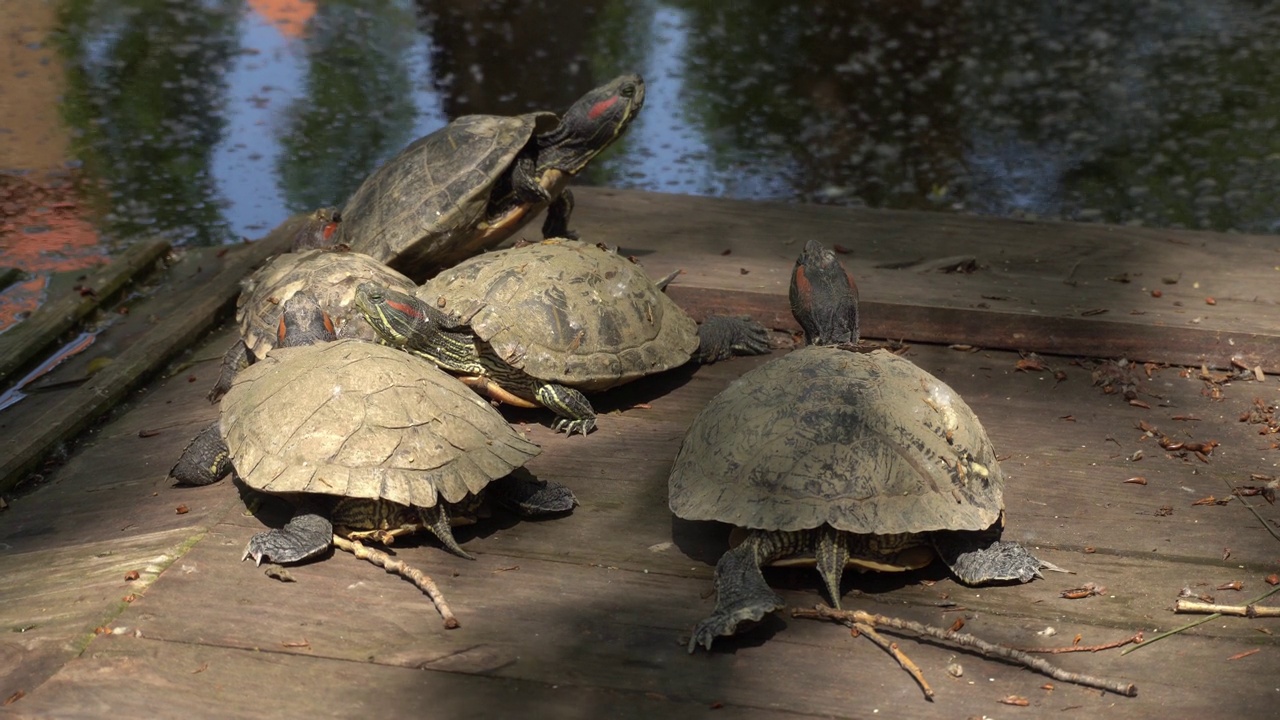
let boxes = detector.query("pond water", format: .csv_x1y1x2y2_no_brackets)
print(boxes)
4,0,1280,327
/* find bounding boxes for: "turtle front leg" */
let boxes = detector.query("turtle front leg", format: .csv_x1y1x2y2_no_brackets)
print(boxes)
933,529,1062,585
533,381,596,436
689,531,791,653
244,505,334,566
694,316,771,363
208,340,250,402
169,422,233,486
489,471,579,516
540,188,576,239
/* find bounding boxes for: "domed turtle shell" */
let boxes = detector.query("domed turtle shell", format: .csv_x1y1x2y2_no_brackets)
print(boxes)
669,345,1004,536
417,239,700,393
237,249,415,360
221,338,540,508
337,112,560,276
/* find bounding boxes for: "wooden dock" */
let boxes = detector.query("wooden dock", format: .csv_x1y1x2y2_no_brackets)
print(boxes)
2,188,1279,718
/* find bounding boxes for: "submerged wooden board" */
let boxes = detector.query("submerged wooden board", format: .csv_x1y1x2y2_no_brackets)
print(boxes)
3,190,1280,717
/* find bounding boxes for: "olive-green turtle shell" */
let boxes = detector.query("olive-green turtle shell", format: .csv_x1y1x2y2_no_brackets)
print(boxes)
337,113,559,276
221,339,540,508
236,249,415,360
669,346,1004,535
417,239,700,393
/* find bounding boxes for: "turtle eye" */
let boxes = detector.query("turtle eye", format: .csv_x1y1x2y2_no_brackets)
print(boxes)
619,84,635,98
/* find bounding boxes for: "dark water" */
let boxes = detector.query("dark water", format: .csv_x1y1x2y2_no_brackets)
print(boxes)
23,0,1280,247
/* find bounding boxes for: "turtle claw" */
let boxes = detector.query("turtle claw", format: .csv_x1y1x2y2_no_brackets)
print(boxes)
552,416,596,436
688,593,786,653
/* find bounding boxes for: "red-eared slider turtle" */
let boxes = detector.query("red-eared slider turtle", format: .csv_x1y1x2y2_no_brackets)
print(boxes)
172,295,574,622
353,239,771,435
208,247,416,401
669,240,1056,652
333,74,645,280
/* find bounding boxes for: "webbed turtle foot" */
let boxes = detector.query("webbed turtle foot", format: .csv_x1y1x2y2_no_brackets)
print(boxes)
940,539,1052,585
243,512,333,566
688,592,786,653
490,472,578,516
552,416,596,436
696,315,772,363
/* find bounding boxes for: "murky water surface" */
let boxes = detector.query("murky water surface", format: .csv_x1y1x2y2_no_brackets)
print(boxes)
4,0,1280,327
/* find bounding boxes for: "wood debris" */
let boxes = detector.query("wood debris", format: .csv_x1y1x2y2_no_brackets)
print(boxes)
1060,583,1105,599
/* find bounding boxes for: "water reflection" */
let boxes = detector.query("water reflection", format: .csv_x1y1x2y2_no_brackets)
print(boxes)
11,0,1280,255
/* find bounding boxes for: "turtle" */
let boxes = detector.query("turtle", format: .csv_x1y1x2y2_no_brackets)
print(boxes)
333,73,646,280
669,239,1058,652
353,239,772,436
172,294,575,610
207,247,416,401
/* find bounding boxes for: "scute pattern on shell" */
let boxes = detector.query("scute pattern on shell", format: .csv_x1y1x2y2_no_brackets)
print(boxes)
418,240,699,391
221,339,540,508
237,250,415,358
339,113,557,269
669,346,1004,535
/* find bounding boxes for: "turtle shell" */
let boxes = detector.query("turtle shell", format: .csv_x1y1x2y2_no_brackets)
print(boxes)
221,339,540,508
417,239,700,392
337,112,560,277
237,249,415,360
669,346,1004,536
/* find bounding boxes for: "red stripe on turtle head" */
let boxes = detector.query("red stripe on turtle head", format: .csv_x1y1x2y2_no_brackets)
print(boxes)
322,221,339,240
386,297,424,321
588,95,620,121
322,311,336,336
276,314,289,344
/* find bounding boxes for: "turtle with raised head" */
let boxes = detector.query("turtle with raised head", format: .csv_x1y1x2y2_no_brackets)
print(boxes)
669,240,1057,652
207,247,416,401
173,294,575,621
334,74,645,279
354,239,771,436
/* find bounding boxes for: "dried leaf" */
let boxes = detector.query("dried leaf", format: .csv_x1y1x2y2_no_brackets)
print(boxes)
1227,648,1260,661
1016,357,1046,372
124,570,140,582
138,429,161,438
192,662,209,674
1083,547,1096,554
4,690,25,706
1060,583,1104,599
1072,633,1083,646
1191,495,1220,506
1155,505,1174,517
1054,370,1068,383
1151,289,1163,298
1128,399,1151,409
1040,683,1055,692
1123,477,1148,485
1266,574,1279,586
175,504,190,515
949,617,965,633
1060,415,1076,422
1223,547,1232,561
998,695,1031,706
1205,297,1217,306
281,639,311,648
122,594,137,603
1216,581,1243,591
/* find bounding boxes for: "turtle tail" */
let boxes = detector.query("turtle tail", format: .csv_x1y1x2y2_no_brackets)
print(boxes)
419,503,474,560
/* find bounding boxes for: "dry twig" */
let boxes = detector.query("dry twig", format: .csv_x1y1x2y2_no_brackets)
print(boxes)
1174,600,1280,617
1011,631,1145,654
1122,585,1280,656
792,605,1137,697
333,536,459,629
850,621,934,700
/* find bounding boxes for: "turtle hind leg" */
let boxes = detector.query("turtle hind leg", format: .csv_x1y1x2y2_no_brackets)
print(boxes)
170,422,233,486
694,316,771,363
533,381,596,436
489,470,578,516
933,529,1061,585
208,340,250,403
689,530,794,653
419,503,474,560
244,505,333,566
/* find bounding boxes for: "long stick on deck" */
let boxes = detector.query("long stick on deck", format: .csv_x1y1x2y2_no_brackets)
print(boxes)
792,605,1138,697
333,536,459,629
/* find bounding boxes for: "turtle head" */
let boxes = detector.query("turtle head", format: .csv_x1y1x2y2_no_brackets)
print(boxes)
789,240,859,347
539,73,645,174
354,281,458,348
276,293,337,348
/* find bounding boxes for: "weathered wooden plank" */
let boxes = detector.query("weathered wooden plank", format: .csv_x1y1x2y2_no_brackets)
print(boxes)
0,237,170,384
572,188,1280,371
4,638,798,720
0,234,290,495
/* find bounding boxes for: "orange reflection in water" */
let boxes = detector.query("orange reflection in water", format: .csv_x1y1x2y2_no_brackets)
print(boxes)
247,0,316,39
0,175,106,333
